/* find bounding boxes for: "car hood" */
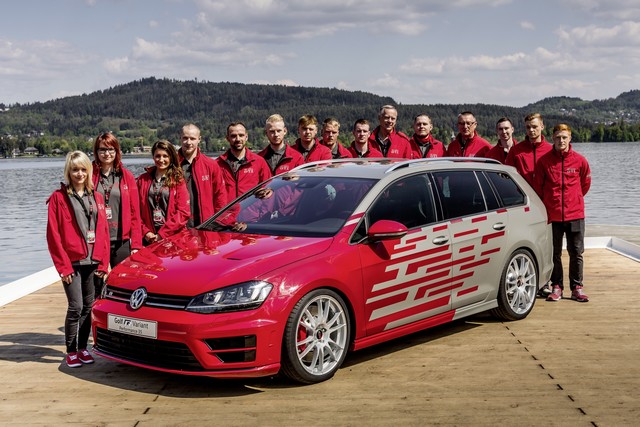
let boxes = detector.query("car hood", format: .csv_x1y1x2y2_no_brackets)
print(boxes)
107,229,332,295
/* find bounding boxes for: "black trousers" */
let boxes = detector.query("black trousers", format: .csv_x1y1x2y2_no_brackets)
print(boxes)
94,239,132,297
110,239,131,267
63,264,96,353
551,219,585,290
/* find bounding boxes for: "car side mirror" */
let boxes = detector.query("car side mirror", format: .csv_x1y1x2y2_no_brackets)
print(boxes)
367,220,408,242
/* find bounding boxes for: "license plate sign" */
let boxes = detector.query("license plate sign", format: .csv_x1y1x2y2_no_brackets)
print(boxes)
108,314,158,339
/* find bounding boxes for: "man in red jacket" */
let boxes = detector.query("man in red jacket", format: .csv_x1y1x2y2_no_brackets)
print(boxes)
409,113,445,159
505,113,553,187
217,122,271,202
368,105,412,158
178,124,227,226
447,111,491,157
259,114,305,176
535,124,591,302
349,119,383,158
485,117,517,164
321,117,352,159
293,114,332,162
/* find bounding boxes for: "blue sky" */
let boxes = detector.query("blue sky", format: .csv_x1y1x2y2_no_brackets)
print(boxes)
1,0,639,107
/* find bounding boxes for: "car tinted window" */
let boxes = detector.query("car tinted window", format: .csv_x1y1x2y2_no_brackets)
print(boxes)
204,176,375,237
368,174,436,229
476,171,500,211
433,170,485,219
485,171,525,207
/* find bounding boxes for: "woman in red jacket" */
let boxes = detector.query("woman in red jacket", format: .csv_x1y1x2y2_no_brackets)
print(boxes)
46,151,110,368
92,132,143,268
138,140,190,245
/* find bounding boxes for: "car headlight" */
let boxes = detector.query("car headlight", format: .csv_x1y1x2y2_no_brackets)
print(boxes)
185,281,273,314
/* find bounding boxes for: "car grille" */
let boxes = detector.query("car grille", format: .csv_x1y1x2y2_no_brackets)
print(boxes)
95,328,204,371
103,285,192,310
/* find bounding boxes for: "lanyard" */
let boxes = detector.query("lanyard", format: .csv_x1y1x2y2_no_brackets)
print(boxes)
99,172,115,204
72,190,94,230
152,177,166,208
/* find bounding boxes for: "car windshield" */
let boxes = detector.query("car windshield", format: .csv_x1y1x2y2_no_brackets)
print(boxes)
200,174,376,237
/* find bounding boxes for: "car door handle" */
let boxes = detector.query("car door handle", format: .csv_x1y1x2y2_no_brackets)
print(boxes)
493,222,506,231
432,236,449,245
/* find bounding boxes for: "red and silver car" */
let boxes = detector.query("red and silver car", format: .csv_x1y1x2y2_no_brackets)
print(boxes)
92,158,552,383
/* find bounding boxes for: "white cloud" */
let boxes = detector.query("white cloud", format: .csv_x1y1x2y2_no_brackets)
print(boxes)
520,21,535,30
560,0,640,20
368,73,402,90
103,56,130,75
557,21,640,48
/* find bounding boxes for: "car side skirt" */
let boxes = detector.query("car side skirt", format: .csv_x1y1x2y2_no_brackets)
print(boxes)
351,310,456,351
351,301,499,352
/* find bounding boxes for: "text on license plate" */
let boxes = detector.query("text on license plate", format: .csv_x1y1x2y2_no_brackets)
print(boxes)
108,314,157,339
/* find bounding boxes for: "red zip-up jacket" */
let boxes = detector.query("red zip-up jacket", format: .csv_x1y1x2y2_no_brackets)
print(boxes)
348,142,383,158
258,144,305,176
505,136,553,188
91,163,143,250
137,168,190,239
217,149,272,202
46,184,110,277
323,142,353,159
293,138,332,162
178,148,227,223
409,134,446,159
368,127,412,159
484,138,518,164
534,145,591,223
446,132,491,158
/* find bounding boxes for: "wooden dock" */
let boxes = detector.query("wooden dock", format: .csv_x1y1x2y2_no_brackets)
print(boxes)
0,248,638,426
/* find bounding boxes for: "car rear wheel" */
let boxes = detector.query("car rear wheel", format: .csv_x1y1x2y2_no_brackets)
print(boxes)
281,289,350,384
491,249,538,321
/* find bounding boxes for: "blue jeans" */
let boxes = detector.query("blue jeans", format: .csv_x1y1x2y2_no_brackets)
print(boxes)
551,219,585,291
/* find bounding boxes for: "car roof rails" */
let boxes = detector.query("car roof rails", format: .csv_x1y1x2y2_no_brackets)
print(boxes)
290,158,383,172
289,157,502,174
383,157,502,173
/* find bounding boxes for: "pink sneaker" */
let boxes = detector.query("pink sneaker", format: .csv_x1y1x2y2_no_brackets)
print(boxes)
571,285,589,302
546,285,562,302
78,349,95,364
66,352,82,368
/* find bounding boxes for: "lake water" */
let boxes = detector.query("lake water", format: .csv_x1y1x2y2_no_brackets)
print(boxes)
1,142,639,286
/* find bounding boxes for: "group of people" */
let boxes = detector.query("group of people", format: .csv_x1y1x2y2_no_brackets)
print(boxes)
46,105,591,368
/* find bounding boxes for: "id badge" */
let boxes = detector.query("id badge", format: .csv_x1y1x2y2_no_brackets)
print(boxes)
87,230,96,243
105,206,113,220
153,208,165,223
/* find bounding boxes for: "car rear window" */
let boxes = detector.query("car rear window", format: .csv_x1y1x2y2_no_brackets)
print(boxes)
485,171,526,207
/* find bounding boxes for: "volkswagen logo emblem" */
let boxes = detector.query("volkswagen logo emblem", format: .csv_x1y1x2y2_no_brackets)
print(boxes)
130,287,148,310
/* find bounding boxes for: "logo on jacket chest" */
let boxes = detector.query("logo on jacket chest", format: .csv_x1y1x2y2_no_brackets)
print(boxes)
242,168,255,174
201,175,210,181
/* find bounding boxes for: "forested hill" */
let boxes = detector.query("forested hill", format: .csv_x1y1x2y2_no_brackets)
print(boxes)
2,77,640,156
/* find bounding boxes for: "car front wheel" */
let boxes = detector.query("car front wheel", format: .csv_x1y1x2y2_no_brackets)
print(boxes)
281,289,350,384
491,249,538,321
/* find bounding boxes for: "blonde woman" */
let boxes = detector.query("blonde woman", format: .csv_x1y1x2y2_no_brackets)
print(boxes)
46,151,110,368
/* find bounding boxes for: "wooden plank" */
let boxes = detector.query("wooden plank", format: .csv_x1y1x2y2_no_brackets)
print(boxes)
0,248,637,426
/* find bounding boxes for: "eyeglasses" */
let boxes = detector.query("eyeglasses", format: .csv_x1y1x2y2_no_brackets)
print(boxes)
98,148,116,154
458,121,477,127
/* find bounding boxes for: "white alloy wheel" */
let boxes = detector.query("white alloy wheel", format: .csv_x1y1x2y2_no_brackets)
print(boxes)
282,289,350,384
492,249,538,321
